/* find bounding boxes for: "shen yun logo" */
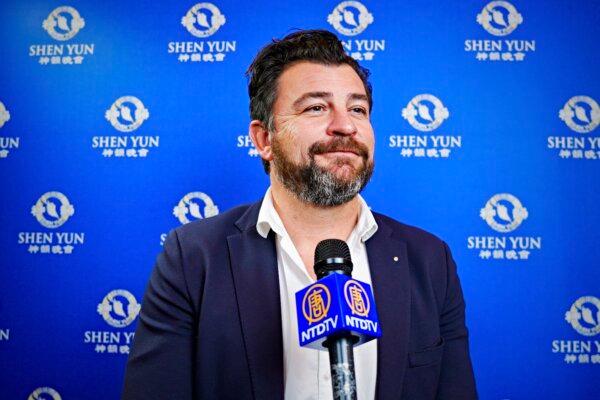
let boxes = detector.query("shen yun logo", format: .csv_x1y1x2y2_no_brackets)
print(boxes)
464,1,534,62
402,94,449,132
18,192,84,255
566,296,600,337
31,191,75,229
97,289,141,328
327,1,384,61
84,290,140,355
28,387,62,400
389,94,461,158
42,6,85,41
476,1,522,37
105,96,149,133
181,3,226,38
167,2,236,63
0,101,10,128
467,193,541,261
0,100,19,159
559,96,600,134
548,96,600,160
173,191,220,224
479,193,528,233
552,296,600,365
160,191,220,246
30,6,94,65
92,96,158,158
327,1,373,36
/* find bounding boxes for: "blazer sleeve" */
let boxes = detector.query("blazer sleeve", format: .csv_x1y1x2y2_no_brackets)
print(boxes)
436,242,478,400
122,229,196,400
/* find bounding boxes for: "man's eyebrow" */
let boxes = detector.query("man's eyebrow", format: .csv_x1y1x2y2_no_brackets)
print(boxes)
292,91,332,108
348,93,369,103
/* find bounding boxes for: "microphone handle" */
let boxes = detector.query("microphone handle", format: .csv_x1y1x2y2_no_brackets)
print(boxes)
325,334,357,400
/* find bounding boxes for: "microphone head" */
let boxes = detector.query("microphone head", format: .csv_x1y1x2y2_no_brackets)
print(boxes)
314,239,353,279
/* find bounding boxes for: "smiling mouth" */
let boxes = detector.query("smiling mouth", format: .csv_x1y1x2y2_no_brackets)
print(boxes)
320,150,359,156
309,137,369,160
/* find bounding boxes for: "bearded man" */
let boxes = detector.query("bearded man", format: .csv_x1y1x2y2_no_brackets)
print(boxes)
123,30,477,400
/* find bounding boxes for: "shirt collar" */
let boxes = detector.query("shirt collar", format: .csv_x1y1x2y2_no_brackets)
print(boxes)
256,187,378,243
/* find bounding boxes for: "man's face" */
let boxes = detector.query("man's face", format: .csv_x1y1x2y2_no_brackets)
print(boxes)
270,61,375,207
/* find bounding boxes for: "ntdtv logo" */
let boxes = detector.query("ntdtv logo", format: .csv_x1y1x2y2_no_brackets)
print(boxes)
296,274,381,349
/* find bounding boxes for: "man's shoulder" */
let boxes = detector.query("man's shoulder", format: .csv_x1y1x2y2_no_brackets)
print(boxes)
172,202,257,243
372,211,447,252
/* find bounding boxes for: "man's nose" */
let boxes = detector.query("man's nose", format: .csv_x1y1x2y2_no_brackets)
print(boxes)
326,108,357,137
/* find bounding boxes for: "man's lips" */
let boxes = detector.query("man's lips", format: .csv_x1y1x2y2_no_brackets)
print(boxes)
318,149,359,156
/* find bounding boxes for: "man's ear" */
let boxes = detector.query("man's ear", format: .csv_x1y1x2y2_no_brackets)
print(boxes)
249,120,274,162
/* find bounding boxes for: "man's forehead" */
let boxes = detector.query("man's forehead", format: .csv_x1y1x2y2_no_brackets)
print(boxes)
276,61,367,98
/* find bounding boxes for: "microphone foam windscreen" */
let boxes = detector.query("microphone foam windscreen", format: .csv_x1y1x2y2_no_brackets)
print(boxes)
314,239,351,264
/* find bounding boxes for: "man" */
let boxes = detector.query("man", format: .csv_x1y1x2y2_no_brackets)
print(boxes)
123,30,477,400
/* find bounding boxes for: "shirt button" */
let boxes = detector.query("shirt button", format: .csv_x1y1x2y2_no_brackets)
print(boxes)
323,373,330,381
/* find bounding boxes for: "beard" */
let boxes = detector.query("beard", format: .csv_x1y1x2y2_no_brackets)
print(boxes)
271,135,374,207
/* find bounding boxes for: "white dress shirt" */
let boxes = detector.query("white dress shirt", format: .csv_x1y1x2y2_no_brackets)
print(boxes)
256,188,379,400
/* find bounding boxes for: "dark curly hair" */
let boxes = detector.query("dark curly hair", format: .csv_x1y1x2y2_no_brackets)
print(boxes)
246,29,373,173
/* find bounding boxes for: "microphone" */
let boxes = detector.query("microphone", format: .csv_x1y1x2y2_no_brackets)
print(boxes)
295,239,381,400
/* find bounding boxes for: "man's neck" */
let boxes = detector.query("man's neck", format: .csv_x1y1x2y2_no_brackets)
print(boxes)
269,178,361,247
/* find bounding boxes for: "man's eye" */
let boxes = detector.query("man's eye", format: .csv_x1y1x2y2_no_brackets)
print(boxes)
351,107,368,115
305,105,325,113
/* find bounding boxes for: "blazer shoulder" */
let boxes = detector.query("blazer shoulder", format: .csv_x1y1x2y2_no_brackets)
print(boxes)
170,203,254,248
373,211,446,250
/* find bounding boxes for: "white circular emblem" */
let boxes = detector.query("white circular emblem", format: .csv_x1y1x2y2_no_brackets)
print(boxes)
97,289,141,328
401,94,450,132
476,1,523,37
565,296,600,337
558,95,600,134
104,96,150,133
30,191,75,229
0,101,10,128
28,387,62,400
181,3,226,38
479,193,528,233
173,192,219,224
327,1,374,37
42,6,85,41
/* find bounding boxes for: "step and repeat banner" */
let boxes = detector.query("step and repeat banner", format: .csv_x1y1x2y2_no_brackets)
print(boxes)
1,0,599,399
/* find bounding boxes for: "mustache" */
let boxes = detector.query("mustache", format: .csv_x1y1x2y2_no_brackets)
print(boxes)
308,137,370,159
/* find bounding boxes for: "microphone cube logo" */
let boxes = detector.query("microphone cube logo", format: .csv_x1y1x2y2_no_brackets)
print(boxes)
296,274,380,349
302,284,332,325
344,280,370,317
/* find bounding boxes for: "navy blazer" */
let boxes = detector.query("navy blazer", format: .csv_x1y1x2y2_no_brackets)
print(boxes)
122,201,477,399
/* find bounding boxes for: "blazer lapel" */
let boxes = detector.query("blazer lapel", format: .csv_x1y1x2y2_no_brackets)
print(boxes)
367,215,411,400
227,202,284,400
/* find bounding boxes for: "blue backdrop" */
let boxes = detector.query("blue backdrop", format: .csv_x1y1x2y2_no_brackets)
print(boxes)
1,1,599,399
